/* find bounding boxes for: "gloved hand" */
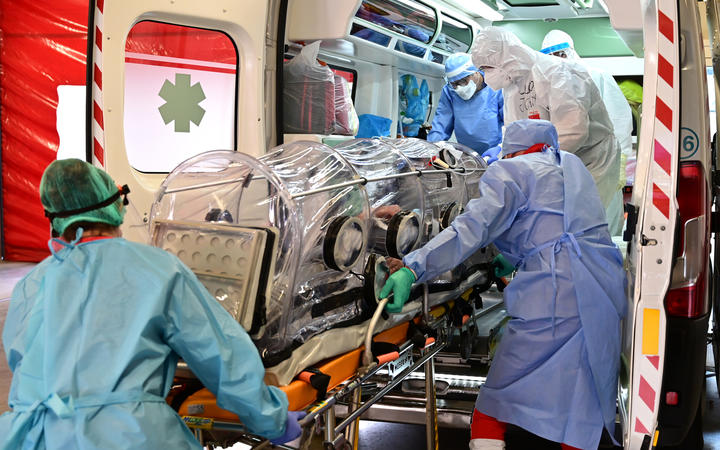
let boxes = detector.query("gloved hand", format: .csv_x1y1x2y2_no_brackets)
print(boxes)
385,256,405,274
379,267,416,313
270,411,307,445
492,254,515,278
482,145,502,164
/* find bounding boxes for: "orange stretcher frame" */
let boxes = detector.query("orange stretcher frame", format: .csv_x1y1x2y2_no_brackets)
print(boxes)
177,322,412,419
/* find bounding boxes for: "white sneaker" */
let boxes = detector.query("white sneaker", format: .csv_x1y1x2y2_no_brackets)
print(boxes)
469,438,506,450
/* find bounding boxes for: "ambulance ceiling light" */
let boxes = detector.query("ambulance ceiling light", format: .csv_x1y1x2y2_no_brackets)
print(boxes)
444,0,504,22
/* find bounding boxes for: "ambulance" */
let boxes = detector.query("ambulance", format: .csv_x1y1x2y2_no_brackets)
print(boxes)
84,0,716,448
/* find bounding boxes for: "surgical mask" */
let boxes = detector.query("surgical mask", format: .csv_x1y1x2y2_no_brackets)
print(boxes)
454,80,476,100
483,68,512,90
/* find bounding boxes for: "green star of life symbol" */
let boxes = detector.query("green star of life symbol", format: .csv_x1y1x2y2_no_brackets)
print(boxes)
158,73,206,133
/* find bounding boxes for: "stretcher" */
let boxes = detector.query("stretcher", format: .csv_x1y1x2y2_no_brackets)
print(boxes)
169,270,507,449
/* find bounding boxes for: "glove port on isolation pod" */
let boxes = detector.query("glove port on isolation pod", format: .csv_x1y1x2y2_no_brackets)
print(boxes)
386,210,421,258
440,202,462,230
439,147,459,169
323,216,366,271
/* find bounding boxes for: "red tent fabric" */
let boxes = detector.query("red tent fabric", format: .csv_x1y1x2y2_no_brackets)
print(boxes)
0,0,89,261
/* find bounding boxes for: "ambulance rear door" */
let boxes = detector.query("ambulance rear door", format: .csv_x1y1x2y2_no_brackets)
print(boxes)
616,0,712,447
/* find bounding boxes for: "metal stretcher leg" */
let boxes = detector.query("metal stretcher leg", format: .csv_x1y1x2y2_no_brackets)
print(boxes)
423,283,439,450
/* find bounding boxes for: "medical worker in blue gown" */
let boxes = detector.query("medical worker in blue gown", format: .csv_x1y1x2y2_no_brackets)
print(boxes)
427,53,504,162
381,120,626,450
0,159,303,449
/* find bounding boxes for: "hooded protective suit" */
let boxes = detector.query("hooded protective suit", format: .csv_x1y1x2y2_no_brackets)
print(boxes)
428,53,504,154
471,27,622,232
403,120,626,449
541,30,632,235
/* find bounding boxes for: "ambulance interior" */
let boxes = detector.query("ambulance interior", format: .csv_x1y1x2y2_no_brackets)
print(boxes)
101,0,717,448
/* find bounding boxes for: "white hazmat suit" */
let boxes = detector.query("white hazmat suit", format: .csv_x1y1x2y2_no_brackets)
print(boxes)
541,30,632,235
472,27,622,233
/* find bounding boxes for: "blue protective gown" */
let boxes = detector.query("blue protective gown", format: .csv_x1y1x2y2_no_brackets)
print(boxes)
404,149,626,450
427,84,504,154
1,237,288,449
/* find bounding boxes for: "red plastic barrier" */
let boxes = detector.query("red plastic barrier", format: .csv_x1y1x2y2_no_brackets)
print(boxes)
0,0,89,260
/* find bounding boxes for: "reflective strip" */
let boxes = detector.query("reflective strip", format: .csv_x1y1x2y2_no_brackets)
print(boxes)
642,308,660,355
92,0,105,168
632,1,678,444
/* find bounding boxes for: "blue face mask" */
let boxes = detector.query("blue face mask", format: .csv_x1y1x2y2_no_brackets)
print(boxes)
454,80,476,100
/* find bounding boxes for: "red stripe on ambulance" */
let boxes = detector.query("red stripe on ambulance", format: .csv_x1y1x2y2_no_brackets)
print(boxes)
656,98,673,131
639,377,656,412
658,54,674,88
92,0,105,168
658,10,674,43
652,183,670,218
647,355,660,370
654,140,672,175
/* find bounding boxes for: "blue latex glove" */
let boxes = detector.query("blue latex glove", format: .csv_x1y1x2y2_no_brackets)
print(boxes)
493,254,515,278
482,145,502,164
271,411,307,445
379,267,416,313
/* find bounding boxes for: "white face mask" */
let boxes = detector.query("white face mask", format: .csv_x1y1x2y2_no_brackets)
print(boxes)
483,68,512,90
454,80,476,100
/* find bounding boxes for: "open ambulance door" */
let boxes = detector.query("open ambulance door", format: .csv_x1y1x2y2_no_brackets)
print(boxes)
84,0,320,243
86,0,277,243
618,0,712,448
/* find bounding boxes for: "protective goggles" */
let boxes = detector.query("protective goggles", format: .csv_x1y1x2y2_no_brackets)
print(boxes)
540,42,571,59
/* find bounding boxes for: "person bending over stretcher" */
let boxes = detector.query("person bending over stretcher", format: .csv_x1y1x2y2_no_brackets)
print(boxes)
0,159,304,449
381,120,626,450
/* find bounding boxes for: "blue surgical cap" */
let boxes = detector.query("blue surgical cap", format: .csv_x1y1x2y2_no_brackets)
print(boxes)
445,53,479,82
502,119,559,157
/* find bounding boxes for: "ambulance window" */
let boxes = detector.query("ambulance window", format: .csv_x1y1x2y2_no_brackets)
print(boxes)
350,24,392,47
123,21,238,173
395,40,427,58
353,0,436,44
433,14,472,54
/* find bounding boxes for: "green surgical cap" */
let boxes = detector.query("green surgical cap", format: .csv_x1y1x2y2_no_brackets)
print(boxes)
40,159,126,235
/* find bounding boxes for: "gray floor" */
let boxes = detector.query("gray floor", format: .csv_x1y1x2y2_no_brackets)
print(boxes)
1,261,720,448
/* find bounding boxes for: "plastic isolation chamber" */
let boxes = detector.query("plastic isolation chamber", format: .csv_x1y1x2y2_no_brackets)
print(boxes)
150,138,491,383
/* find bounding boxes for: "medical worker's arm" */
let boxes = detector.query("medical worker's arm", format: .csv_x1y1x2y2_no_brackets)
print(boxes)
165,267,289,439
547,72,590,153
427,86,455,142
404,163,529,282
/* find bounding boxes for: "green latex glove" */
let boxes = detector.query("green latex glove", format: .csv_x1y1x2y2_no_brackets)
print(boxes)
379,267,416,313
493,254,515,278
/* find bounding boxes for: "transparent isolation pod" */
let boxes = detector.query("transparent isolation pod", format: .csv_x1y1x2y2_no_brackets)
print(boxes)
387,138,466,240
150,144,370,363
437,141,488,201
334,138,424,259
